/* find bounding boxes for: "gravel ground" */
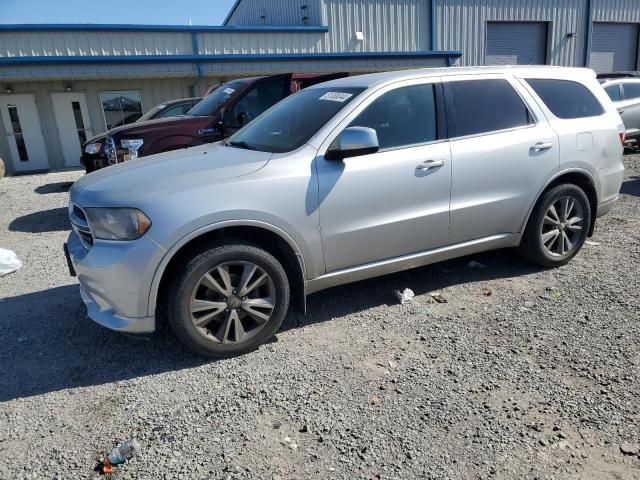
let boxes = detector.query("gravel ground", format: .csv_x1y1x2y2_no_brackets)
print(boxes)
1,157,639,480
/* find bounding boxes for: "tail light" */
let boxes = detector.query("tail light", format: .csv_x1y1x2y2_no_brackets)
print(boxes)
618,124,626,145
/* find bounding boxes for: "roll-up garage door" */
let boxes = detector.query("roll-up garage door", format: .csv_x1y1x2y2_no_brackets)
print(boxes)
486,22,548,66
590,23,639,73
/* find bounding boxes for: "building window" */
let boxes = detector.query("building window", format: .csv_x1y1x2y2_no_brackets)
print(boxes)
99,91,143,129
7,105,29,161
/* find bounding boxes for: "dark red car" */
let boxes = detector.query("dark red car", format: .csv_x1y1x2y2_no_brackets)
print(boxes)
104,72,348,167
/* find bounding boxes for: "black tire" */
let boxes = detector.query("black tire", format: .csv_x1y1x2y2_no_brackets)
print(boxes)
518,184,591,268
167,240,290,358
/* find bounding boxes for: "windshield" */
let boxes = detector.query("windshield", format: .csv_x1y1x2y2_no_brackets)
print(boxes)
136,104,167,122
188,80,248,117
226,87,364,153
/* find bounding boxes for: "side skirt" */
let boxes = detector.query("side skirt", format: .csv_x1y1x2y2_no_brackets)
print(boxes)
305,233,520,295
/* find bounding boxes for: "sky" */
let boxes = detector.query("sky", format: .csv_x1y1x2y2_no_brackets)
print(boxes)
0,0,238,25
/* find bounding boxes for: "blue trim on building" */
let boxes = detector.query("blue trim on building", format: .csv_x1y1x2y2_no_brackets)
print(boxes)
431,0,437,51
583,0,593,67
0,23,329,33
223,0,244,26
190,32,205,97
0,51,463,67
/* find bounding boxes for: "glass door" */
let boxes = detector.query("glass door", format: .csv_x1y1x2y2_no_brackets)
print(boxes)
0,94,49,172
51,92,94,167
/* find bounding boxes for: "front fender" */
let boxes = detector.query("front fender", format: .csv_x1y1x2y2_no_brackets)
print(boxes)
146,219,308,317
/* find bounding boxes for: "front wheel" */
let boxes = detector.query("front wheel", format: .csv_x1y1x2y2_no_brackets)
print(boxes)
167,241,290,358
518,184,591,268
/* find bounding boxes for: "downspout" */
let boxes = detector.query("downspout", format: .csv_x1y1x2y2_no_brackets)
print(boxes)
189,31,205,97
583,0,593,67
430,0,436,51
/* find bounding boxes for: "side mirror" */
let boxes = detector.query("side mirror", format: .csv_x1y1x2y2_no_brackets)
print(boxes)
326,127,380,161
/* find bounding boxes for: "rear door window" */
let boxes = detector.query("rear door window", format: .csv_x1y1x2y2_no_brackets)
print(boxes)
445,79,533,137
604,84,622,102
348,84,438,150
622,82,640,100
526,79,604,119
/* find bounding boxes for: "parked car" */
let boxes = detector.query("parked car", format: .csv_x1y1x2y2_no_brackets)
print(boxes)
82,97,203,173
102,73,348,167
598,72,640,149
65,66,624,358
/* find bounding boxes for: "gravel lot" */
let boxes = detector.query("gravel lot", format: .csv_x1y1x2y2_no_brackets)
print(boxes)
1,156,639,480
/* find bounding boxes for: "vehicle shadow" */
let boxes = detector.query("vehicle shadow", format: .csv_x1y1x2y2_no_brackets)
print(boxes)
0,285,207,402
8,207,70,233
34,181,74,194
284,248,540,330
621,176,639,197
0,249,538,401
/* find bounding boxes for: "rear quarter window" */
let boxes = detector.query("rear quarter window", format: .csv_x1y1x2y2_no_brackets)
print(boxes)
604,84,622,102
526,79,604,119
623,82,640,100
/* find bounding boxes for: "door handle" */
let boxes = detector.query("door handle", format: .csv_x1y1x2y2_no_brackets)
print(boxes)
416,159,445,171
530,142,553,152
5,131,14,137
617,109,625,115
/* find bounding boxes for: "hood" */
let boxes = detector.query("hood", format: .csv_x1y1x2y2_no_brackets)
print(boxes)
108,115,215,138
71,143,271,206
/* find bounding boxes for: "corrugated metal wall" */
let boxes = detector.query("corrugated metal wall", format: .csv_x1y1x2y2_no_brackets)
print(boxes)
0,31,193,57
593,0,640,22
225,0,323,26
197,31,325,54
434,0,587,67
226,0,431,52
320,0,430,52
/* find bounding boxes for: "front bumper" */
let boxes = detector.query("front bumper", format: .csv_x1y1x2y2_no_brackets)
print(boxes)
66,231,163,333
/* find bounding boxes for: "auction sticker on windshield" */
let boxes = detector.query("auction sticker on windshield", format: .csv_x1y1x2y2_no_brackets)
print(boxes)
319,92,354,102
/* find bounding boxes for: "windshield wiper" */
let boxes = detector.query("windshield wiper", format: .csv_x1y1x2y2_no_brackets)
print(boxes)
226,140,258,151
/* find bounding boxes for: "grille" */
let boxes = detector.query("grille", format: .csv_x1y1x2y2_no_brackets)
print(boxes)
69,202,94,249
105,136,117,165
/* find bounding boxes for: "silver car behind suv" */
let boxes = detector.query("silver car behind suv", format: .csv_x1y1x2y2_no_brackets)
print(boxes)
599,73,640,149
66,66,625,357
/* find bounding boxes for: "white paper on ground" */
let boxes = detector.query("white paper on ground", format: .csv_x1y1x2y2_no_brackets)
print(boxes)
0,248,22,277
395,288,415,305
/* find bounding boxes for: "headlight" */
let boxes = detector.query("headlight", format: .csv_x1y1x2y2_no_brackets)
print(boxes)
84,208,151,240
84,143,102,155
121,139,144,160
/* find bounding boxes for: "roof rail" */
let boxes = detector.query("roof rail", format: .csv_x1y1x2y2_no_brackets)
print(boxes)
596,71,640,80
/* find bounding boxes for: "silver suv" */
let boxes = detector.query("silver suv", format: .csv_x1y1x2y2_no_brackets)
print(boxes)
599,73,640,148
66,66,625,357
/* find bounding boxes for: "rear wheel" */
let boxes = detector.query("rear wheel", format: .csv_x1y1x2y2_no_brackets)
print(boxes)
167,241,290,358
518,184,591,268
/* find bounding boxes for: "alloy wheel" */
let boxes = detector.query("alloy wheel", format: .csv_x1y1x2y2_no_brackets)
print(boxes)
189,261,276,344
540,196,584,257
